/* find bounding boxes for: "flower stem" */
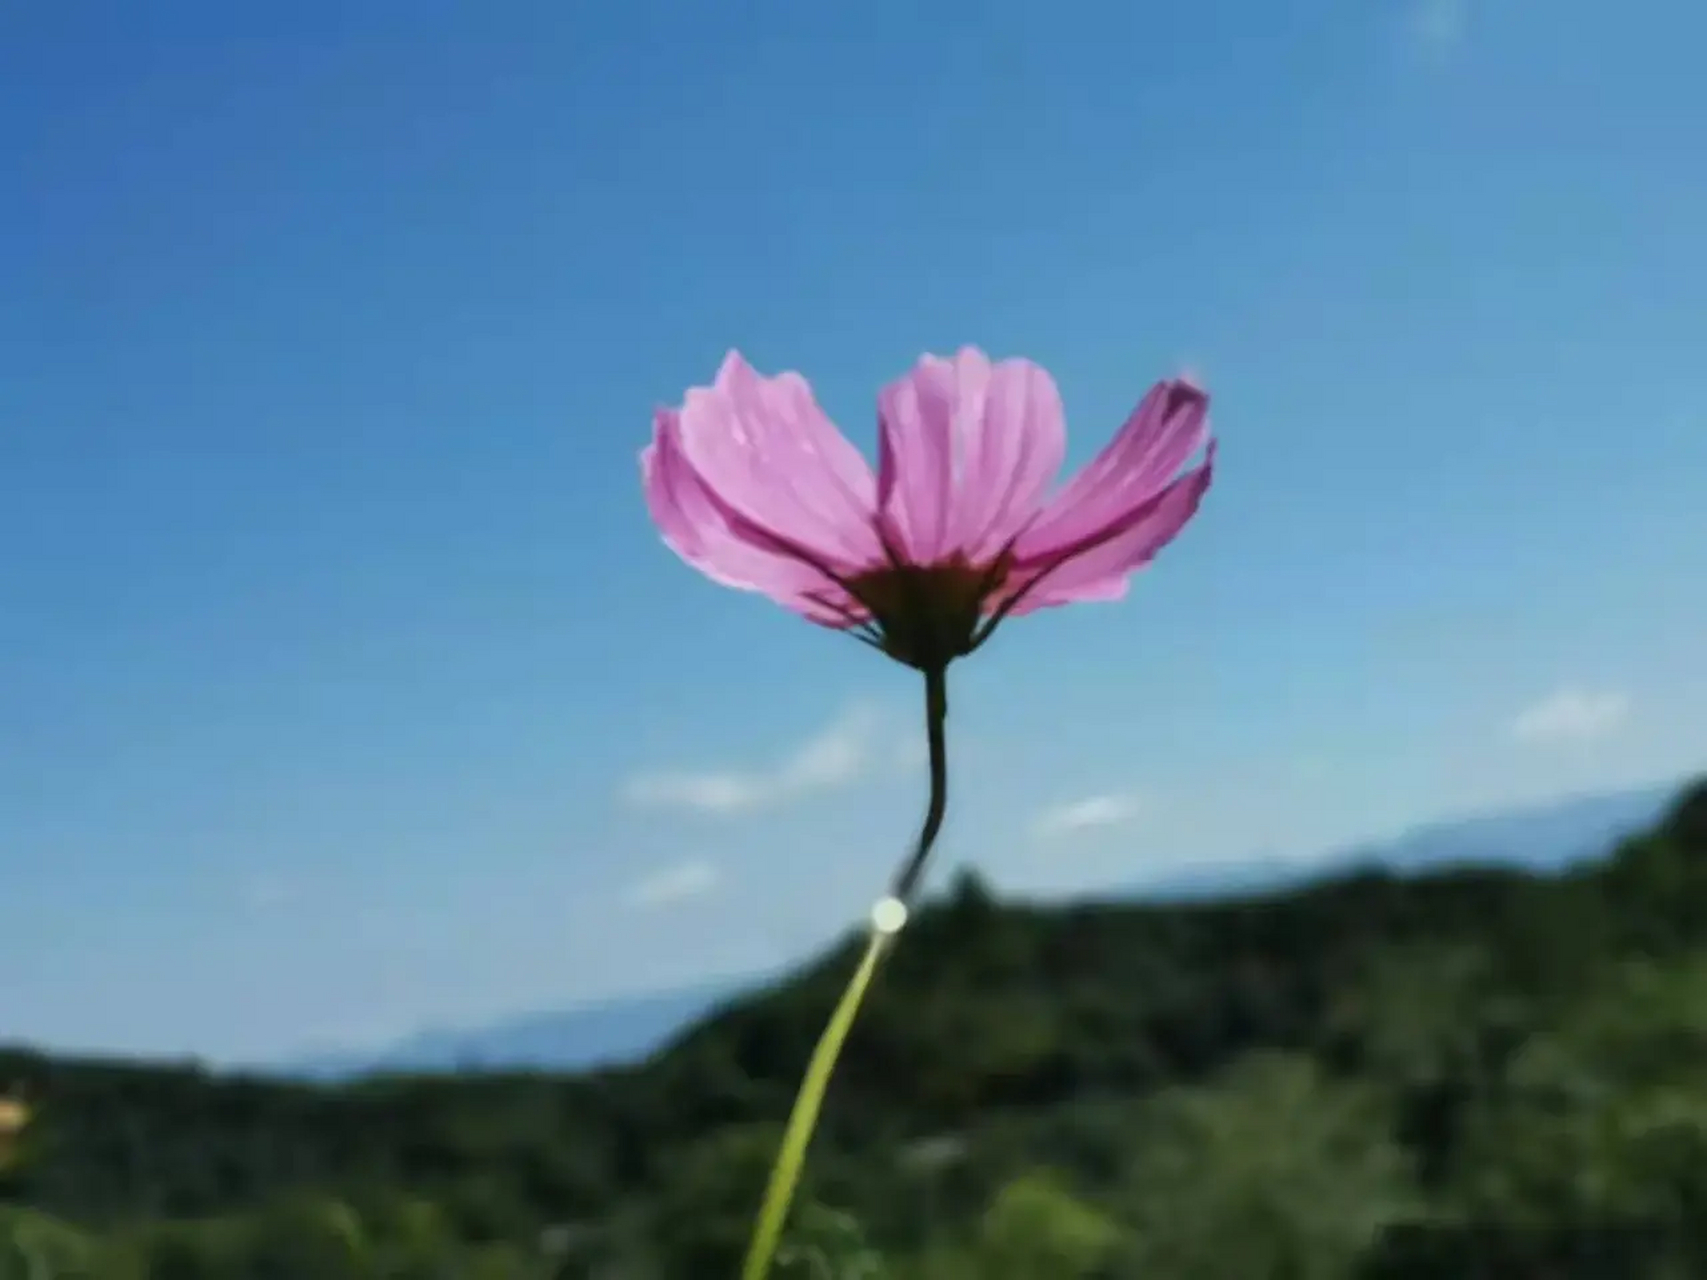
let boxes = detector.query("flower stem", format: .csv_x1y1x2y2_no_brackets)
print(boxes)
739,924,892,1280
738,668,951,1280
889,664,949,907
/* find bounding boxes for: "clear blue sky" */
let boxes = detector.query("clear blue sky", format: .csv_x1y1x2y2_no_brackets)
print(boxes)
4,0,1705,1063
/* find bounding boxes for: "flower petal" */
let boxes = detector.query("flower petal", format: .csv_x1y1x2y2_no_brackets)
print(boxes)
642,410,868,625
875,348,1067,565
1001,447,1215,616
1014,377,1209,559
672,352,883,573
955,356,1068,561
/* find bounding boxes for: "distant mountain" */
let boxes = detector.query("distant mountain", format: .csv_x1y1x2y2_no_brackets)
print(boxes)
1127,780,1678,902
286,979,743,1080
1365,782,1677,873
288,779,1682,1079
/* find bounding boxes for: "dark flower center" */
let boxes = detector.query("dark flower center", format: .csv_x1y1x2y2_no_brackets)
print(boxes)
847,554,1010,672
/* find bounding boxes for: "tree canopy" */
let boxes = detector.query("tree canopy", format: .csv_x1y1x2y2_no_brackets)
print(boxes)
3,777,1704,1277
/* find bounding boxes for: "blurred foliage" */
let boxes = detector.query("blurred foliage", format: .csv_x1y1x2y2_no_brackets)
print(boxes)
0,778,1703,1276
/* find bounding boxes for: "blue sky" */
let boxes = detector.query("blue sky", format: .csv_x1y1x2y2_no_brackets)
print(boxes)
3,0,1705,1062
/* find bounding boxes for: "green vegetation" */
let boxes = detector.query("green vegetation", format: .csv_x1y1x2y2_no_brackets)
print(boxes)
3,778,1705,1277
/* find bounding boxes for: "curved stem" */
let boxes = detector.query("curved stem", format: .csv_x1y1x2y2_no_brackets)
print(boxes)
739,927,892,1280
888,664,950,906
738,666,953,1279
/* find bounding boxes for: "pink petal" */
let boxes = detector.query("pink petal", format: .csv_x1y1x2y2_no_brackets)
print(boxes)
1014,378,1209,558
1002,448,1215,616
672,352,884,574
642,410,868,626
876,348,1066,565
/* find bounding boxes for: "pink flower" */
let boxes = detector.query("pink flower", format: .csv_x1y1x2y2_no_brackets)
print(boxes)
642,347,1215,672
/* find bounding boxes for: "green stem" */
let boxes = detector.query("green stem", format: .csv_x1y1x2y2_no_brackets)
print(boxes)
739,667,951,1279
739,926,892,1280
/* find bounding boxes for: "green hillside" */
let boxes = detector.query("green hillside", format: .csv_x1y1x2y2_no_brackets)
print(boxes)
3,777,1705,1278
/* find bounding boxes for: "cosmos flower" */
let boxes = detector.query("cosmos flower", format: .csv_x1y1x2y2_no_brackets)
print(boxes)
642,347,1214,672
637,346,1220,1280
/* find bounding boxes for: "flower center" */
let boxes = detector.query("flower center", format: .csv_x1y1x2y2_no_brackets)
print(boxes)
847,555,1009,672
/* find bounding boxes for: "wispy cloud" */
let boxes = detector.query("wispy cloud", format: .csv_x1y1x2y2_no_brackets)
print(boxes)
626,859,720,908
240,874,296,912
1509,687,1631,746
1175,355,1210,385
1032,792,1145,839
623,703,883,816
1408,0,1469,54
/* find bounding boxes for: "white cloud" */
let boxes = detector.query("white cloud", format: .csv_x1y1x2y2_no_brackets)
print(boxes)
1408,0,1468,53
787,705,878,789
626,859,720,908
1032,793,1145,839
622,703,883,816
621,772,766,815
241,875,296,912
1509,687,1631,746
